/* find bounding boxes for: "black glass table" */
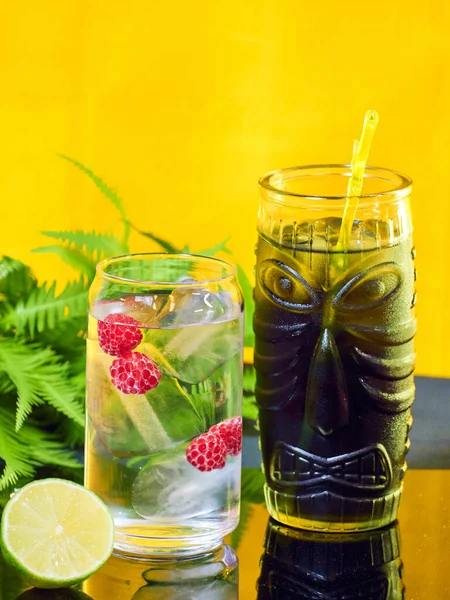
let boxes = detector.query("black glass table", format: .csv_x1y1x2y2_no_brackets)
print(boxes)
2,377,450,599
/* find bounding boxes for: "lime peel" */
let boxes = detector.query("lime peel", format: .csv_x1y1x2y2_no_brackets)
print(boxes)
0,479,114,589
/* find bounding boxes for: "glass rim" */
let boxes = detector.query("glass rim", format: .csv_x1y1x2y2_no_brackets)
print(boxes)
258,164,413,203
96,252,237,287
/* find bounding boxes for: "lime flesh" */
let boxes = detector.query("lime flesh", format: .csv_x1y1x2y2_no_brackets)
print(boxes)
0,479,114,588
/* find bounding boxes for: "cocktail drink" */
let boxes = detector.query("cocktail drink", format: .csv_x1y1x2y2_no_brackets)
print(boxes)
85,254,243,556
254,164,416,531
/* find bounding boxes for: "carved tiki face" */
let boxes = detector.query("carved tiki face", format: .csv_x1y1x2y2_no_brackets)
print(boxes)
254,230,416,511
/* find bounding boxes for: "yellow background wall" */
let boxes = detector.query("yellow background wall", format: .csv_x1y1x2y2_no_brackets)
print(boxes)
1,1,449,377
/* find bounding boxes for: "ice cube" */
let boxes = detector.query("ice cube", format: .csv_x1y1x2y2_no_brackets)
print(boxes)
361,219,392,243
142,317,242,385
133,581,238,600
118,293,171,326
131,450,240,520
313,217,343,246
143,561,226,583
157,288,237,327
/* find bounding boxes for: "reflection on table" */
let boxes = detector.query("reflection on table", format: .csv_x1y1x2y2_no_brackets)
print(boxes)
82,543,238,599
3,471,450,598
257,518,403,599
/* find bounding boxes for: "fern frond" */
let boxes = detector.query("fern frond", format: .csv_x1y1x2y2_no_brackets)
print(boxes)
31,245,96,278
231,501,254,550
40,374,85,428
0,256,37,308
55,416,85,448
5,278,88,338
25,427,83,469
241,467,266,503
237,265,255,347
0,408,37,490
0,256,31,282
242,395,258,421
242,363,257,421
130,223,180,253
198,237,232,257
37,316,87,361
0,408,81,493
0,340,85,430
41,230,125,259
243,363,256,392
58,155,129,250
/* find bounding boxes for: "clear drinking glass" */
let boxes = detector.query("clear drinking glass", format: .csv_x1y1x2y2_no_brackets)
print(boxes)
85,253,244,556
83,544,238,598
254,165,416,531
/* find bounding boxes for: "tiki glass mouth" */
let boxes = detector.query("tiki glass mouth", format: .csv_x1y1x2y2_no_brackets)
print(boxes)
259,165,412,208
96,253,237,288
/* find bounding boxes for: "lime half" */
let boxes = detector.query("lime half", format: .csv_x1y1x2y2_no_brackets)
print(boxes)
0,479,114,589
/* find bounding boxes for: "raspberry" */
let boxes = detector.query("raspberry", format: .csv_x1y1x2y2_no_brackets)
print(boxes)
110,351,161,394
209,417,242,457
98,313,143,356
186,431,227,472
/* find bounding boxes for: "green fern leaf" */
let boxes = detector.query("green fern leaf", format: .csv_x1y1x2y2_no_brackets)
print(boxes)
41,230,125,258
0,408,37,490
0,408,81,494
131,223,181,253
198,237,232,257
37,316,87,362
56,416,86,448
0,256,37,307
31,245,96,278
0,256,32,282
25,426,83,469
242,365,257,420
243,363,256,392
243,395,258,421
241,467,266,504
58,155,130,250
40,375,85,428
237,265,255,347
5,279,88,338
231,500,254,550
0,340,85,430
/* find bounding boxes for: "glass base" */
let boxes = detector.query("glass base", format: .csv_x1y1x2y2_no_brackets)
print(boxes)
264,484,403,532
113,518,239,558
83,543,238,596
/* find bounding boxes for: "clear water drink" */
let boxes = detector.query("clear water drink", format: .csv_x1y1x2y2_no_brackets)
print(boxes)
85,254,244,556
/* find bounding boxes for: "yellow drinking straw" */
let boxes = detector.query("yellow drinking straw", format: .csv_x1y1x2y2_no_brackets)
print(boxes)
336,110,379,252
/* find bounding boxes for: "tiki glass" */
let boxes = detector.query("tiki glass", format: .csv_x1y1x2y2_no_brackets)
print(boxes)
85,254,243,556
254,166,416,531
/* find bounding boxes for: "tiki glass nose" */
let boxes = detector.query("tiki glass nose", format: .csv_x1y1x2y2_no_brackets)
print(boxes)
305,327,349,436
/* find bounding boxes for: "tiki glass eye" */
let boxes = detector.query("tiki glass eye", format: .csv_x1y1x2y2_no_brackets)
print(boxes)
259,259,319,311
332,262,403,312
